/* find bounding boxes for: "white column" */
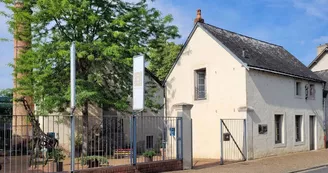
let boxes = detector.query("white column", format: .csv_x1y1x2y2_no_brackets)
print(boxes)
173,103,193,170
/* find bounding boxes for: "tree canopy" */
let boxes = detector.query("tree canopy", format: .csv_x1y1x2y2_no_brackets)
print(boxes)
148,42,182,81
0,0,180,115
0,88,13,115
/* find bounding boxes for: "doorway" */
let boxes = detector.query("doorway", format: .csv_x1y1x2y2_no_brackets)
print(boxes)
309,116,315,150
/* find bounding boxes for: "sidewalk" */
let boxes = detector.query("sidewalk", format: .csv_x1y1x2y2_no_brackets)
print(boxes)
169,149,328,173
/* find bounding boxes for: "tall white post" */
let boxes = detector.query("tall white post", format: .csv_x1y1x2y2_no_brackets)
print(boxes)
173,103,193,170
70,42,76,173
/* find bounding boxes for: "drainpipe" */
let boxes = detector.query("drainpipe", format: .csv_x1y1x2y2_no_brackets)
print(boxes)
324,98,326,148
323,82,327,148
163,83,167,118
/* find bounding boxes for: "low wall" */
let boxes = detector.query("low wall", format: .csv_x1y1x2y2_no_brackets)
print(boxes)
75,160,183,173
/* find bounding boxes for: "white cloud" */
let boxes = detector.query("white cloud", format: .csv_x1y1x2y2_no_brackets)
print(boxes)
293,0,328,20
313,36,328,43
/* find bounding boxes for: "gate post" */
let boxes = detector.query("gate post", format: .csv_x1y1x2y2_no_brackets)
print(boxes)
220,119,223,165
173,103,193,170
130,114,137,165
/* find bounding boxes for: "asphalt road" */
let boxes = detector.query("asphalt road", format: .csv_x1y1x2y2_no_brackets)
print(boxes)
302,166,328,173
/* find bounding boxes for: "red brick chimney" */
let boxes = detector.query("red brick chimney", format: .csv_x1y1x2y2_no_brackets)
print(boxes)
13,2,33,138
194,9,204,24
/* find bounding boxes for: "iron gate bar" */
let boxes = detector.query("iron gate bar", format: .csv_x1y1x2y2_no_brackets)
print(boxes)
221,120,246,161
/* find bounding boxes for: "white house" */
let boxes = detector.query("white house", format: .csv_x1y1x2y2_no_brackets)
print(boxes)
165,11,325,160
308,44,328,142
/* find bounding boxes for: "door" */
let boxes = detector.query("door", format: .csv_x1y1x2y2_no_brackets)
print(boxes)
309,116,315,150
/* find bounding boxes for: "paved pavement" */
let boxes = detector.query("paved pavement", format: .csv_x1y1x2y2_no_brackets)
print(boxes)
167,149,328,173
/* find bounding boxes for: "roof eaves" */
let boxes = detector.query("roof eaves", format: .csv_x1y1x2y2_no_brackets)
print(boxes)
249,65,325,83
308,47,328,69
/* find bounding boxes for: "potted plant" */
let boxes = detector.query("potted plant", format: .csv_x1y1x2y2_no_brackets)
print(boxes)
49,148,66,172
79,156,108,168
143,150,156,162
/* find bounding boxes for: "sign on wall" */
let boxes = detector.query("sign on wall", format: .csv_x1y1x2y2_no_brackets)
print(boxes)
133,55,145,111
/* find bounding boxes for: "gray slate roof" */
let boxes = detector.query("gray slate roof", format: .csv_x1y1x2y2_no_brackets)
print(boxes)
314,70,328,90
200,23,323,82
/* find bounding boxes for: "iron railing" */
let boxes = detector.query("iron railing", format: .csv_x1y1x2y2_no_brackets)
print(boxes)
0,114,181,172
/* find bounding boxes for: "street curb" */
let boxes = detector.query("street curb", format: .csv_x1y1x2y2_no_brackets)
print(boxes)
289,164,328,173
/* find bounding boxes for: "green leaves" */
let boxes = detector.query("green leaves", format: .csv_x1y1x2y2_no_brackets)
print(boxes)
2,0,179,115
148,42,182,81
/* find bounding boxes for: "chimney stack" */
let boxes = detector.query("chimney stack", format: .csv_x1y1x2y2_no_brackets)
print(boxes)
317,43,328,56
13,2,33,137
194,9,204,24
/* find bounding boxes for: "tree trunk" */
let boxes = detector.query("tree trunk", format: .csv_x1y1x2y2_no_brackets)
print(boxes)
82,101,89,156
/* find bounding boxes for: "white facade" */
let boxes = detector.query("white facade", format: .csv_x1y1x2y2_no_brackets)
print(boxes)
166,26,247,159
309,49,328,144
246,70,324,159
165,25,325,160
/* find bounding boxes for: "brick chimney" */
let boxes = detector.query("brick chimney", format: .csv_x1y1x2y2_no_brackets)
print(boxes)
317,43,328,56
194,9,204,24
13,2,33,138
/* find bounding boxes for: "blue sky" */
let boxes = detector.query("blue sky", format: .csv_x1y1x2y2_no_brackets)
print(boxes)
1,0,328,89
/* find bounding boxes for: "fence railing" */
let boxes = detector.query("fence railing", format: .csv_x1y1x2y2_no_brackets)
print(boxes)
0,114,182,172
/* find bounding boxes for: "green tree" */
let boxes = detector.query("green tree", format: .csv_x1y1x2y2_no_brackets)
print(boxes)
1,0,179,154
148,42,182,81
0,88,13,99
0,88,13,116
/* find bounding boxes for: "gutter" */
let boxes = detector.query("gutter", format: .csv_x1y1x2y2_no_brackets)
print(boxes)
248,66,325,83
324,83,327,148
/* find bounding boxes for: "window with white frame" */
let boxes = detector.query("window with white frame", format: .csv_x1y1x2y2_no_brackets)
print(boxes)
195,68,206,100
295,115,303,142
146,135,154,149
309,84,315,99
275,114,283,144
295,81,301,97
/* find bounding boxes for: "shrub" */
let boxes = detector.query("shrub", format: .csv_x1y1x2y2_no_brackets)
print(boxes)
79,156,108,165
48,148,66,162
143,150,156,158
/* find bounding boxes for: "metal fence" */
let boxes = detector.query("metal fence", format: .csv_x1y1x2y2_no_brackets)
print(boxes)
220,119,246,165
0,114,182,172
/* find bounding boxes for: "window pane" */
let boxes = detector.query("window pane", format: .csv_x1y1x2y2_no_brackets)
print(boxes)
275,115,282,144
195,69,206,100
146,136,153,149
296,82,300,96
309,84,315,97
295,115,302,142
198,78,205,85
198,91,206,99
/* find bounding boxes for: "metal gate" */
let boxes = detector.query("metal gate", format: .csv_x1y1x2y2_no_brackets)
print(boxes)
220,119,246,164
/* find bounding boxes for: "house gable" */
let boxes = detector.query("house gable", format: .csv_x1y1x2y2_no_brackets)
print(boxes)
309,48,328,72
163,23,247,85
